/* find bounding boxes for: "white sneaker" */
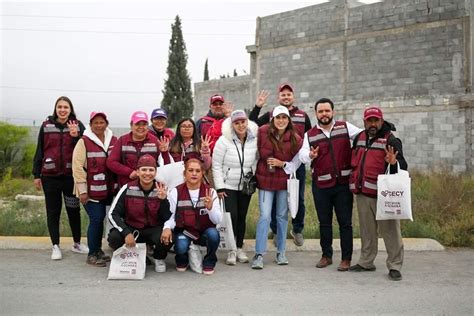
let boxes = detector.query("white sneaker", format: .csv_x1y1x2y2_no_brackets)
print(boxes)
236,248,249,263
51,245,62,260
154,259,166,273
71,243,89,254
226,250,237,265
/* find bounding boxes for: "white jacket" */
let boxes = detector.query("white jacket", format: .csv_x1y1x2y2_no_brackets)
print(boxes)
212,117,259,191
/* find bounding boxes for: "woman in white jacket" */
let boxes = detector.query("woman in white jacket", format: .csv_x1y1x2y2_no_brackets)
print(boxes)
212,110,259,265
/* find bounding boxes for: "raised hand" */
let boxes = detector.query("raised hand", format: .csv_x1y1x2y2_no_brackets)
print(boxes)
255,90,270,108
158,136,170,152
155,182,168,199
201,134,213,152
203,188,216,210
67,120,79,137
309,146,319,159
384,145,398,165
223,102,234,118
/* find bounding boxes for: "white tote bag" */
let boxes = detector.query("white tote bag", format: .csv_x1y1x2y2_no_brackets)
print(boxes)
217,201,237,251
376,163,413,221
107,242,147,280
287,172,299,219
188,244,203,274
155,160,185,190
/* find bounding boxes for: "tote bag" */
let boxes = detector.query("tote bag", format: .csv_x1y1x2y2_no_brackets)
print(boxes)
155,161,185,190
108,232,147,280
287,172,299,219
217,201,237,251
376,163,413,221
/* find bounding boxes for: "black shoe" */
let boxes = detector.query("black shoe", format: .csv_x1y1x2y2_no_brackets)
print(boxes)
388,269,402,281
348,264,376,272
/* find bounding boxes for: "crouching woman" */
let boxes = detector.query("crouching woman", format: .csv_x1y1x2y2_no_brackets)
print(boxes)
161,155,222,275
107,154,172,273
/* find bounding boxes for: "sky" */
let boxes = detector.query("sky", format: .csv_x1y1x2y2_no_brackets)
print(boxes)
1,0,377,127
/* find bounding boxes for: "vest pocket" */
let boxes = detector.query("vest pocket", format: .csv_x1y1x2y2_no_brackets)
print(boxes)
41,157,59,175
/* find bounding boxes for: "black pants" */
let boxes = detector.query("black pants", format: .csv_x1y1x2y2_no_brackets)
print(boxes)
41,175,81,245
108,226,171,260
312,182,353,260
224,189,252,248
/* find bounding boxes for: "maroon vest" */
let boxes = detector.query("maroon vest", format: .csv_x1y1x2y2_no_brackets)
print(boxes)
256,125,302,191
170,143,200,162
124,180,162,229
307,121,352,188
199,116,216,137
83,135,117,200
289,107,307,138
349,131,392,197
175,182,215,239
40,119,78,176
148,127,175,141
119,132,159,170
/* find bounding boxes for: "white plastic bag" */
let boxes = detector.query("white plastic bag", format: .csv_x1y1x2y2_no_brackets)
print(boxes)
217,201,237,250
376,163,413,221
287,172,299,219
188,244,203,274
155,161,185,190
107,243,147,280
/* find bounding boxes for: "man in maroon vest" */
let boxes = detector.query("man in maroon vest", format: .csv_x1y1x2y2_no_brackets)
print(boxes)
249,83,311,246
299,98,362,271
196,94,227,138
348,106,407,281
107,154,172,273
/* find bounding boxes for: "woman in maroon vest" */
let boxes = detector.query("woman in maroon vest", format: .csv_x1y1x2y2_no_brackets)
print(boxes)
33,96,87,260
161,156,222,275
72,112,117,267
251,106,303,269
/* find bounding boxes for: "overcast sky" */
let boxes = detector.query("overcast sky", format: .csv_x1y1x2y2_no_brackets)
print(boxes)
1,0,376,127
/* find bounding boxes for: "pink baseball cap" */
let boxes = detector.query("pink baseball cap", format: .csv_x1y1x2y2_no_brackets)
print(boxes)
130,111,148,124
278,82,294,93
363,106,384,120
89,112,107,122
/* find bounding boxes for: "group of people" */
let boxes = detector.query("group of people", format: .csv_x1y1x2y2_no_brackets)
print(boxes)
33,83,407,281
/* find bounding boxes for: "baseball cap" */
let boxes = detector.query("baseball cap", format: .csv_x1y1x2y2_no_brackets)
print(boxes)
363,106,384,120
137,154,157,169
210,94,225,105
89,112,107,122
278,83,294,93
130,111,148,124
231,110,247,123
272,105,290,119
151,108,168,120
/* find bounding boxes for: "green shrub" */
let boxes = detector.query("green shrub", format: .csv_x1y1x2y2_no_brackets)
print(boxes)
0,121,34,177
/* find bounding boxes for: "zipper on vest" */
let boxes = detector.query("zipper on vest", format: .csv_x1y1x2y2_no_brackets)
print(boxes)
328,139,339,182
59,127,64,174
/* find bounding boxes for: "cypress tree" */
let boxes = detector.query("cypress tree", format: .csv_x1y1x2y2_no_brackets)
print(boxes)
204,58,209,81
161,15,193,126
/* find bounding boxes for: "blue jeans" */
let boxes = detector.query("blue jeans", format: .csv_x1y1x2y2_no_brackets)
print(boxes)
255,189,288,254
174,227,220,269
84,201,107,255
271,163,306,234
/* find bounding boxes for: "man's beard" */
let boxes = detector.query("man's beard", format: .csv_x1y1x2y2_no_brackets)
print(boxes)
317,116,333,126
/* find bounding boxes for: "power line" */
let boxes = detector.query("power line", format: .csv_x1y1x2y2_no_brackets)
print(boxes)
0,27,253,36
1,85,162,94
0,14,255,22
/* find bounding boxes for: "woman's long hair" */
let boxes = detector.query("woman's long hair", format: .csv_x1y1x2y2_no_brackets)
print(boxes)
266,117,299,155
52,96,77,121
169,118,201,154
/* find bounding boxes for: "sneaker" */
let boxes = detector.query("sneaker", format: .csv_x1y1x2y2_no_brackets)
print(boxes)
348,264,376,272
86,253,106,267
316,256,333,268
226,251,237,265
203,267,215,275
154,259,166,273
236,248,249,263
176,264,188,272
272,234,277,248
290,231,304,246
251,254,264,269
275,253,289,265
51,245,62,260
97,249,111,262
388,269,402,281
71,243,89,254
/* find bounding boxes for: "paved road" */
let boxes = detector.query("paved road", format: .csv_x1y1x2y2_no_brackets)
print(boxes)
1,249,473,315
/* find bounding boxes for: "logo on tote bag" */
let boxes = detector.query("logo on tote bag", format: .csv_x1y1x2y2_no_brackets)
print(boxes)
380,190,404,197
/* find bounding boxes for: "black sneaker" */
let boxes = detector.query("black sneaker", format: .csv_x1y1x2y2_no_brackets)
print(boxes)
348,264,376,272
388,269,402,281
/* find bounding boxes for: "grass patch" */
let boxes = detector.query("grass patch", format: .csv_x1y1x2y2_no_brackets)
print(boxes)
0,171,472,247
